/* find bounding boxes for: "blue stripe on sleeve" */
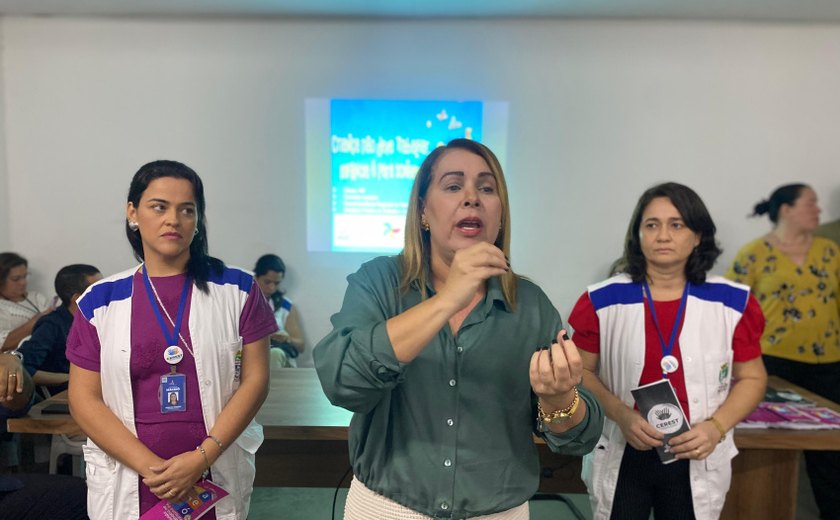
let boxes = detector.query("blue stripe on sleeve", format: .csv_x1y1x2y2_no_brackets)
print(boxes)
77,276,134,320
689,282,749,312
590,282,643,311
208,267,253,294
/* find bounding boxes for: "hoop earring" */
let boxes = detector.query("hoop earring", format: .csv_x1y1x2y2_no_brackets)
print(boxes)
128,221,139,232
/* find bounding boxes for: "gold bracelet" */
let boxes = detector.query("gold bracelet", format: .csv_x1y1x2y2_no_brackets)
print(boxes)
537,387,580,428
705,416,727,443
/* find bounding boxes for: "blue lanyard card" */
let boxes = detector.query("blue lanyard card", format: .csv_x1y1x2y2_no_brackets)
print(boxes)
160,373,187,413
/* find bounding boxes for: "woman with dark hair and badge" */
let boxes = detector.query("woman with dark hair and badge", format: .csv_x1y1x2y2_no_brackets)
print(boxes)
66,160,277,519
570,182,767,519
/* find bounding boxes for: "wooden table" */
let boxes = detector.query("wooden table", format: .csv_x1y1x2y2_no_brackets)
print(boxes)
722,375,840,520
9,371,839,519
6,389,82,436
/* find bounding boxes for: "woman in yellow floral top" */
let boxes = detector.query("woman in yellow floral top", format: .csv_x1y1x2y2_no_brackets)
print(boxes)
726,183,839,520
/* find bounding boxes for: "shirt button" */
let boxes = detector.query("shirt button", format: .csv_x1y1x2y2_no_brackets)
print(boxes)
446,419,454,426
204,380,212,386
692,398,699,404
441,502,449,510
685,357,692,363
444,458,452,467
449,379,457,387
456,346,464,353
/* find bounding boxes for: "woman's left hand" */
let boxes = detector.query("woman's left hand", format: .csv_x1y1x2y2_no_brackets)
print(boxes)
143,450,206,502
668,421,721,460
530,329,583,410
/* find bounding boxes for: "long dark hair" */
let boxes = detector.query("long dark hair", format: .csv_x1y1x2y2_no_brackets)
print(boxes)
253,254,286,309
622,182,722,285
752,183,808,224
126,160,224,293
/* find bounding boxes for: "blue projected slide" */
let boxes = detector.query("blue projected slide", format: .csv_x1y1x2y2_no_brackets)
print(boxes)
330,99,482,253
305,98,508,254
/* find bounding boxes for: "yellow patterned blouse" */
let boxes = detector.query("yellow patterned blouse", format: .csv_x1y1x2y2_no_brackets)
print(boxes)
726,236,840,363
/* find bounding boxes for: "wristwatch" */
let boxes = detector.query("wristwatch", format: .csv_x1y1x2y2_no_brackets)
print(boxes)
537,387,580,432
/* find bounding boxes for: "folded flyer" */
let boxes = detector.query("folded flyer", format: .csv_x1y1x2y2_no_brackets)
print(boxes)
631,378,691,464
140,479,229,520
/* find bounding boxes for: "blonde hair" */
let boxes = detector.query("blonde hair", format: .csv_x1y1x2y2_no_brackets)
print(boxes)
399,139,517,309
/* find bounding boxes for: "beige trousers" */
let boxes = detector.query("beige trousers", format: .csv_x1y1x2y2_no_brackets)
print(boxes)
344,477,530,520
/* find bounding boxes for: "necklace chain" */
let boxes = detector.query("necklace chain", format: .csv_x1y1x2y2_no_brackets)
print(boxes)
146,274,195,357
0,296,40,314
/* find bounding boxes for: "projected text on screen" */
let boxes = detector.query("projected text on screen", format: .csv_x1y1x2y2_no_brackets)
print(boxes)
330,99,483,253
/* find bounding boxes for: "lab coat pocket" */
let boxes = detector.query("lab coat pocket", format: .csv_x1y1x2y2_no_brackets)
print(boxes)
82,443,116,520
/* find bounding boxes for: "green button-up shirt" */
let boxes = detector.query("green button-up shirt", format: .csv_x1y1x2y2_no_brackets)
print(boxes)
314,256,602,518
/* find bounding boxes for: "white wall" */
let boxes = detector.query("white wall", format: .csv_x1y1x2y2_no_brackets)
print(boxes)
0,20,9,251
2,17,840,366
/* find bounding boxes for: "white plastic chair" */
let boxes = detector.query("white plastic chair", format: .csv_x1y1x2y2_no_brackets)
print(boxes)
38,384,85,476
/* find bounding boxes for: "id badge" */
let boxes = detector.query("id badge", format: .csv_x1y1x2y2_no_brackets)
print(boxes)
160,373,187,413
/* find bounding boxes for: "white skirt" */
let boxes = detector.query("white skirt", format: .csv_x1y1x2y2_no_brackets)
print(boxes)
344,476,530,520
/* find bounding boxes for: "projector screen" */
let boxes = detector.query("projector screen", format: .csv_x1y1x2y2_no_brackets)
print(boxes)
306,98,508,253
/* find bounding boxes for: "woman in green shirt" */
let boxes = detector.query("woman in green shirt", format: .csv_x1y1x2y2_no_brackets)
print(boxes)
726,183,840,520
314,139,603,519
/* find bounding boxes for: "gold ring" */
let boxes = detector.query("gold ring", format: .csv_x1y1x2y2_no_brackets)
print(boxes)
8,373,16,378
695,448,700,455
168,489,175,497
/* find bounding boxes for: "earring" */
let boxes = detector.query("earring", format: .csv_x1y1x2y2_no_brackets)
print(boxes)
128,220,139,231
194,227,199,237
421,216,430,231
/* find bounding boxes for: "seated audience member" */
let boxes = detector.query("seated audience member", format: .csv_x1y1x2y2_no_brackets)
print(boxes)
815,216,840,246
18,264,102,395
0,351,88,520
0,253,54,352
253,254,305,367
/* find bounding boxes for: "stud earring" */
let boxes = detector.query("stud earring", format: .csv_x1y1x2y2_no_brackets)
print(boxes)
421,216,430,231
128,220,139,232
194,227,199,237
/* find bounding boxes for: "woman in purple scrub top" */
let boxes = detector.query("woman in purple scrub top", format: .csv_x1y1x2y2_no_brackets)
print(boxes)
67,160,277,519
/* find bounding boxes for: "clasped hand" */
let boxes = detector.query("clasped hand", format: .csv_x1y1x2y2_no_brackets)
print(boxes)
142,450,206,503
617,406,720,460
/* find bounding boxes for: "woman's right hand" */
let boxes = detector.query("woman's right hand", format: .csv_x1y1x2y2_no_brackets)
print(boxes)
616,405,664,450
437,242,508,312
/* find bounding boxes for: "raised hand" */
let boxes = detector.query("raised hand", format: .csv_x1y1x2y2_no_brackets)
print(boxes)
437,242,508,312
530,330,583,412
